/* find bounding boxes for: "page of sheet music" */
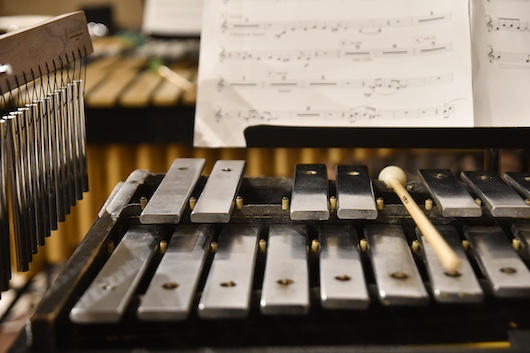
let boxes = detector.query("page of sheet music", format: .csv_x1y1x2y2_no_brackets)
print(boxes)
472,0,530,127
194,0,474,147
142,0,204,36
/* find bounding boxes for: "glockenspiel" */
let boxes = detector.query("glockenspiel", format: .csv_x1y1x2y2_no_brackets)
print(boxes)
26,159,530,352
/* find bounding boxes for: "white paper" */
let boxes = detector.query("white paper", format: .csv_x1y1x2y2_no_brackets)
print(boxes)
142,0,204,36
194,0,474,147
472,0,530,127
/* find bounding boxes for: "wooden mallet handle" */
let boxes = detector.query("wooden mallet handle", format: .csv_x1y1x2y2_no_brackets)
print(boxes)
379,166,461,273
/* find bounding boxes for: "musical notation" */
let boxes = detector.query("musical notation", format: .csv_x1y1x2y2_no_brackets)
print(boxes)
218,73,454,96
195,0,474,147
215,103,455,124
487,16,530,32
221,12,451,36
219,42,452,63
488,47,530,64
472,0,530,127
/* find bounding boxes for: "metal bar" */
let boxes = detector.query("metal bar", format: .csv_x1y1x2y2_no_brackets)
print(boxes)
21,105,45,246
461,171,530,217
464,226,530,298
417,225,483,303
191,160,246,223
198,225,259,319
70,81,84,197
105,169,149,219
365,224,429,306
140,158,205,224
10,110,36,256
46,94,68,220
418,169,481,217
260,224,309,315
137,225,214,321
0,119,11,289
69,227,159,323
74,80,89,192
503,172,530,200
5,115,29,271
29,102,50,240
65,83,81,201
57,88,75,208
319,225,369,309
37,98,57,231
290,164,329,221
335,165,377,220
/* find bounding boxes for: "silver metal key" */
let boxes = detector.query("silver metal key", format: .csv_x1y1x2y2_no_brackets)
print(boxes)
260,224,309,315
290,164,329,221
365,224,429,306
503,172,530,200
70,227,159,323
461,171,530,218
198,225,259,319
417,225,483,303
418,169,481,217
464,226,530,298
191,160,246,223
137,225,214,321
140,158,205,224
335,165,377,220
319,225,369,309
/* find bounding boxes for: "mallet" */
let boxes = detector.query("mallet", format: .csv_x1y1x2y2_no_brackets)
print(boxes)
378,166,461,274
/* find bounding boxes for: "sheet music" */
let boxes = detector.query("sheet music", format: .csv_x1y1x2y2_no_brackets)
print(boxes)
472,0,530,127
194,0,474,147
142,0,204,36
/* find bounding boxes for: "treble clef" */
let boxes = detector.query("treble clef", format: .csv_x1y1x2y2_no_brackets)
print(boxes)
217,77,225,92
219,47,226,62
215,107,223,121
487,47,498,63
486,16,494,32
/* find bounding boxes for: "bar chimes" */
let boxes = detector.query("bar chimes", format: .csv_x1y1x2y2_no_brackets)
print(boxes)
0,12,93,294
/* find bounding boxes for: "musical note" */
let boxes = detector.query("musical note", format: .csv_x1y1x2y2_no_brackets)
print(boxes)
221,42,451,65
217,73,453,96
218,102,457,125
486,16,530,32
349,106,378,121
487,47,530,65
221,12,451,37
194,0,474,147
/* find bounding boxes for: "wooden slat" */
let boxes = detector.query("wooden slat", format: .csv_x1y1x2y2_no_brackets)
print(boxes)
119,71,163,108
85,57,148,108
84,56,122,95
